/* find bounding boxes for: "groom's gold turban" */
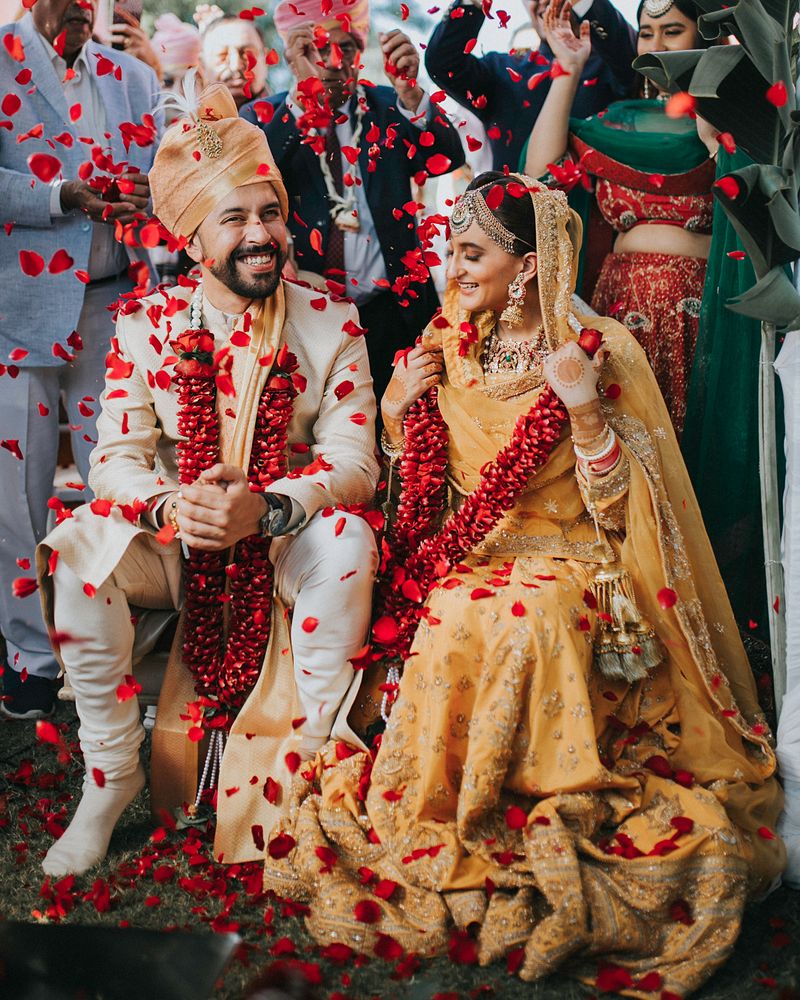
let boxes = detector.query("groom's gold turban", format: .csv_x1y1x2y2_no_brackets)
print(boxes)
150,83,289,239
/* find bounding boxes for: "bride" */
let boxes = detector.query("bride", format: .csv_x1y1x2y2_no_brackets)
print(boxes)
263,175,784,997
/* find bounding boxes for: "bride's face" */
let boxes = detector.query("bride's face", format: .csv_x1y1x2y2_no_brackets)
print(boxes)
446,222,523,314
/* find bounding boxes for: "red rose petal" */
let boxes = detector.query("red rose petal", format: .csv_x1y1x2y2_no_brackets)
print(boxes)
505,804,528,829
267,831,296,858
657,587,677,609
27,152,62,183
19,250,44,277
92,767,106,788
354,898,382,923
425,153,452,176
766,80,788,107
665,91,696,118
301,616,319,633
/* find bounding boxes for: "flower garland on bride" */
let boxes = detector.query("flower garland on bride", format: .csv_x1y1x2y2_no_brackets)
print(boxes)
372,381,570,716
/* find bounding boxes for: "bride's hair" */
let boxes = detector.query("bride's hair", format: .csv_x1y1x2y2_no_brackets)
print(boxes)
465,172,537,257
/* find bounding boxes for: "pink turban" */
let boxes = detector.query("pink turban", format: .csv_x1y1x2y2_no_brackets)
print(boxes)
274,0,369,48
151,13,201,74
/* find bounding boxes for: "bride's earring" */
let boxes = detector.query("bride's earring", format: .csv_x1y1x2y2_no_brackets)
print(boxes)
500,272,526,328
642,76,656,100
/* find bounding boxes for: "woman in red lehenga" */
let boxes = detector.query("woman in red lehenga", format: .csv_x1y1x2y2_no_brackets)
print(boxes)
523,0,716,437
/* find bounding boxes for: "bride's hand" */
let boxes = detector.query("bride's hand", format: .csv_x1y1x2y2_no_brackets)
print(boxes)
543,339,606,410
381,342,444,437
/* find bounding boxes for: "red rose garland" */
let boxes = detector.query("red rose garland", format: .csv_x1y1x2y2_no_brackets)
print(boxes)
374,383,569,712
171,331,299,730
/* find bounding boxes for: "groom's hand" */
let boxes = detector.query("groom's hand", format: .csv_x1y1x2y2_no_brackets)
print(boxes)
177,464,266,550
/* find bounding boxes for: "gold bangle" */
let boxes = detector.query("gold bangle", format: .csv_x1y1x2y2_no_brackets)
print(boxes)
380,427,404,461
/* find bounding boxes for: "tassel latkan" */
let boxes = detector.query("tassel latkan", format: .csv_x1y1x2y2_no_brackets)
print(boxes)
590,565,663,683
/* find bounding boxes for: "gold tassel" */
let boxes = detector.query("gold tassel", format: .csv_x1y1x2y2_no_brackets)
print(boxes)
590,565,663,683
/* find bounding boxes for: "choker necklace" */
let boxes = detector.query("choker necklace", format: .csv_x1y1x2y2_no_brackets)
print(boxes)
482,326,547,375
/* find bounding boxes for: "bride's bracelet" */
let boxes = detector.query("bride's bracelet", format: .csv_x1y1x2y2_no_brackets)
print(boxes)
574,426,616,464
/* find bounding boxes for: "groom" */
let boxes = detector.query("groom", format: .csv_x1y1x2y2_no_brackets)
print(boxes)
36,85,379,877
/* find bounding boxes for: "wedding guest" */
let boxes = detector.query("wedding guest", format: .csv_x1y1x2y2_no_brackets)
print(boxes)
200,10,269,108
425,0,636,171
0,0,160,719
241,0,465,406
524,0,715,436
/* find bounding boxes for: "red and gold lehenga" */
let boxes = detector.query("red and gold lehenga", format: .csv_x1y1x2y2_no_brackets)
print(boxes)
529,99,716,438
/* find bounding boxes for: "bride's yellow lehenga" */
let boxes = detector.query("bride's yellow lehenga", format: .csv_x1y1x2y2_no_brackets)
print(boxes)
262,188,785,998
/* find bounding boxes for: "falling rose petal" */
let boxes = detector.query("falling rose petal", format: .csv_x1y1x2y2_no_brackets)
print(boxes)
349,411,367,425
714,176,740,200
90,498,112,517
301,616,319,633
9,348,28,362
374,933,403,960
19,250,45,277
267,831,296,859
92,767,106,788
596,962,634,992
1,439,23,460
727,250,746,260
264,776,281,804
718,131,736,154
310,296,328,311
485,184,504,210
27,152,62,183
1,93,20,116
505,805,528,829
354,899,382,923
604,383,621,400
284,751,301,773
36,719,61,744
766,80,788,107
374,878,398,900
372,615,399,645
12,577,38,599
507,947,525,974
470,587,495,600
425,153,452,176
155,524,175,545
657,587,678,609
48,249,74,274
648,174,665,188
635,971,662,991
511,601,525,616
448,930,479,964
309,228,323,255
334,379,354,400
291,716,307,729
757,825,777,840
665,91,696,118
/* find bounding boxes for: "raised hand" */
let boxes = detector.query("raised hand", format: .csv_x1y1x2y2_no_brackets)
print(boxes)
543,339,604,410
285,26,321,85
544,0,591,75
380,30,424,111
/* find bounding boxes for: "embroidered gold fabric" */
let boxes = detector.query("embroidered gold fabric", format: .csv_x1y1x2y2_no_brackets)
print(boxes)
262,186,784,997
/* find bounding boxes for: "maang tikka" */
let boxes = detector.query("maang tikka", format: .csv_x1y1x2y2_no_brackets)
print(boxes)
500,272,526,328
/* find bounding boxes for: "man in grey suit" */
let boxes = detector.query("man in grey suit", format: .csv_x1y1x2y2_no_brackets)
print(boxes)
0,0,161,718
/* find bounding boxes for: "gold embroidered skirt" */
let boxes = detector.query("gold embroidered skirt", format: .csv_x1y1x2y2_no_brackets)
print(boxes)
265,555,765,998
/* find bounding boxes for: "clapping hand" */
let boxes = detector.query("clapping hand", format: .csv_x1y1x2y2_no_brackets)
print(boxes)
543,0,591,75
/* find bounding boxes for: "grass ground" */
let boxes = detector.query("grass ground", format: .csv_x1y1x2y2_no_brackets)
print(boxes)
1,706,799,1000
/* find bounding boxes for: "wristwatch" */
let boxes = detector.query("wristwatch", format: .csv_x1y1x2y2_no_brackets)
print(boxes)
257,493,290,537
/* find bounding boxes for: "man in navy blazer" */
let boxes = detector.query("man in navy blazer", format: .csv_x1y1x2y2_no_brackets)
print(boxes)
0,0,161,718
241,5,464,406
425,0,637,171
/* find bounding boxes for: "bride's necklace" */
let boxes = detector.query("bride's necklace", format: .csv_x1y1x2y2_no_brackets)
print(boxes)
483,325,547,375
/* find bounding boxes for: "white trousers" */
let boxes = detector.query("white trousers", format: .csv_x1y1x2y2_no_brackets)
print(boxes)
0,278,129,679
52,510,377,780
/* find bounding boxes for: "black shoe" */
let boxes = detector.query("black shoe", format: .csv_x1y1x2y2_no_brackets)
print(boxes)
0,667,56,720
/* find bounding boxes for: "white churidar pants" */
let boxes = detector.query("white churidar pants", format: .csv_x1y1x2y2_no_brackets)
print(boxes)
52,510,377,780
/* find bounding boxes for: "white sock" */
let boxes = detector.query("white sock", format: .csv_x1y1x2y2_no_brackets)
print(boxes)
42,763,145,877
